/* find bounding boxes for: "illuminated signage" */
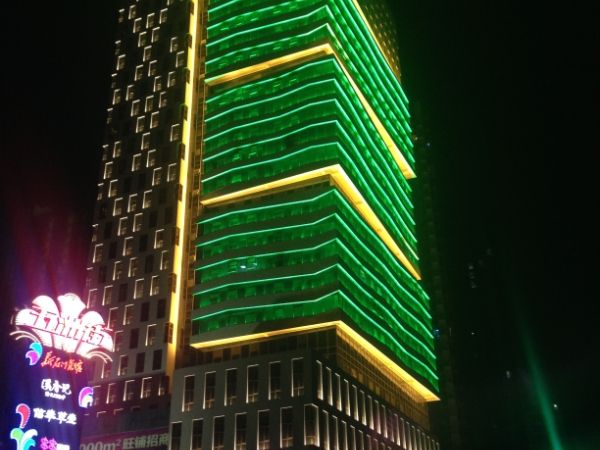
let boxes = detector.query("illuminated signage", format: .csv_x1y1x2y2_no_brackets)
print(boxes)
12,293,113,362
41,379,72,400
80,428,169,450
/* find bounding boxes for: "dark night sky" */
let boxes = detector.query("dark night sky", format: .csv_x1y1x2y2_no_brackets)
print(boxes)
1,0,598,448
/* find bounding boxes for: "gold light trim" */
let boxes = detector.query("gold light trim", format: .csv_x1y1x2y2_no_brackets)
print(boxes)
206,43,416,180
201,164,421,280
190,320,439,402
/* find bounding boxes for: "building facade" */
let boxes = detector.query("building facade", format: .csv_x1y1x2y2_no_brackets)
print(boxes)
82,0,441,449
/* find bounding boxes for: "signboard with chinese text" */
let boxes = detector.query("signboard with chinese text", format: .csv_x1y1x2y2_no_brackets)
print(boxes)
79,428,169,450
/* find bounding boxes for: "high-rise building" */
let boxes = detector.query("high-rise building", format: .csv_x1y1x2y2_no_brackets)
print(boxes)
82,1,441,449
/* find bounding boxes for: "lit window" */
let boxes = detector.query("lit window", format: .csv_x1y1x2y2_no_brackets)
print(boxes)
133,213,143,232
123,237,134,256
102,287,114,312
213,417,224,450
225,369,237,406
106,107,113,124
141,377,152,399
141,132,150,150
128,4,136,19
143,190,152,208
258,411,269,450
132,153,142,171
108,308,118,329
116,54,125,70
107,384,117,404
204,372,215,409
113,261,123,280
159,8,168,24
131,99,140,116
133,18,142,33
151,27,160,43
93,244,103,263
147,150,156,167
183,375,195,411
138,31,147,47
166,164,178,183
150,276,160,295
124,380,135,401
104,162,113,179
175,51,185,68
124,304,134,325
134,64,144,81
150,111,159,128
112,89,122,105
134,279,144,299
136,116,145,133
152,167,162,185
247,365,259,403
269,362,281,400
128,194,138,212
235,413,247,450
170,124,181,141
118,355,128,376
304,404,319,446
281,408,293,448
146,13,155,28
118,217,128,236
143,46,152,62
169,37,178,52
192,419,203,450
153,76,162,92
159,91,167,108
113,141,122,157
97,183,103,201
292,358,304,397
129,257,139,277
88,289,98,308
167,71,176,87
154,229,164,249
113,197,123,216
118,9,125,23
145,95,154,112
146,324,156,346
126,84,135,100
160,251,169,270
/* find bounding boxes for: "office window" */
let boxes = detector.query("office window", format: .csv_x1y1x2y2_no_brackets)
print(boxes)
213,416,224,450
160,251,169,270
116,54,125,70
107,383,117,404
112,88,122,105
281,407,293,448
146,324,156,346
135,352,145,372
104,162,113,179
153,76,162,92
360,391,367,425
146,13,155,28
317,361,324,400
152,167,162,185
154,229,164,249
143,45,152,62
124,304,133,325
152,349,162,370
123,380,135,401
93,244,103,263
138,31,147,47
344,380,351,416
123,237,133,256
87,288,98,308
157,298,166,319
335,374,342,411
108,308,118,329
118,217,128,236
159,8,168,23
141,132,150,150
150,275,160,295
322,411,330,450
126,84,135,101
167,163,177,182
135,64,144,81
268,362,281,400
159,91,167,108
133,17,142,33
204,372,216,409
103,285,113,306
175,51,185,68
170,124,181,141
114,331,123,352
143,190,152,208
136,116,145,132
113,261,123,280
171,422,182,450
141,377,152,399
167,71,176,87
192,419,203,450
292,358,304,397
150,111,159,129
170,37,178,52
257,410,269,450
128,5,136,19
134,279,144,299
305,404,319,446
131,99,140,117
108,180,118,198
247,365,259,403
326,367,333,406
144,95,154,113
235,413,247,450
133,213,143,232
130,257,140,277
151,27,160,43
118,355,128,376
183,375,195,411
129,328,139,349
225,369,237,406
113,141,122,157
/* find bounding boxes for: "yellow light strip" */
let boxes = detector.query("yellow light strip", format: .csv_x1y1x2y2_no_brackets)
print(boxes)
201,164,421,280
190,320,439,402
205,43,415,179
167,0,199,378
206,44,334,87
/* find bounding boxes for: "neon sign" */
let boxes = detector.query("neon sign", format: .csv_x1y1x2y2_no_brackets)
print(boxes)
78,387,94,408
39,437,70,450
10,404,38,450
12,293,113,362
41,379,72,400
40,351,84,374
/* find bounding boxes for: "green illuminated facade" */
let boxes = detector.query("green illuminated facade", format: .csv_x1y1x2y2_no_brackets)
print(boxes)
191,0,438,396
